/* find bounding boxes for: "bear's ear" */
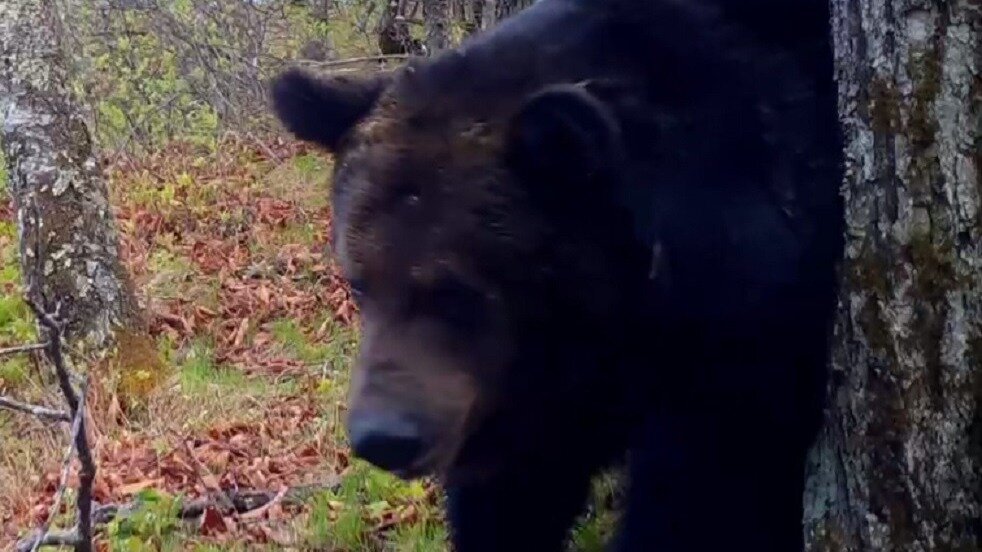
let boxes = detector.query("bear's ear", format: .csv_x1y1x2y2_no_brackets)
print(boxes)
506,83,623,194
270,68,390,151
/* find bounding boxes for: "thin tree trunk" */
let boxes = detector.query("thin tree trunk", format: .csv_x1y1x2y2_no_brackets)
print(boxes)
422,0,450,53
0,0,145,357
494,0,531,22
804,0,982,549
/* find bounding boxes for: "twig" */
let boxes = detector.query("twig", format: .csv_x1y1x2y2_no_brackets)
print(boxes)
245,131,282,163
74,383,95,552
26,301,78,413
179,437,237,515
22,300,95,552
239,485,288,520
0,342,48,357
0,395,70,422
23,378,87,552
296,54,413,67
91,481,341,526
16,529,80,552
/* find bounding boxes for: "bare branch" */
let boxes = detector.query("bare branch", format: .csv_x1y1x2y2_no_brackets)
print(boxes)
0,342,48,357
294,53,413,67
179,437,237,515
239,486,288,520
23,378,88,552
16,529,80,552
16,298,96,551
94,481,340,524
15,481,339,552
26,300,78,414
0,395,70,422
74,393,96,552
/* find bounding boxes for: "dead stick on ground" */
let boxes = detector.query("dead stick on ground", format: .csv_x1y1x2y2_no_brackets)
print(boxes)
179,436,239,517
29,300,96,552
0,342,48,357
15,298,96,551
0,395,70,422
90,482,341,526
239,486,289,520
21,378,88,552
296,53,412,67
17,530,80,552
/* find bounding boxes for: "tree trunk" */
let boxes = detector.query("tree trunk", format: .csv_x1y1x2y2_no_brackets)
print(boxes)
0,0,145,359
422,0,451,53
494,0,531,22
804,0,982,549
478,0,495,31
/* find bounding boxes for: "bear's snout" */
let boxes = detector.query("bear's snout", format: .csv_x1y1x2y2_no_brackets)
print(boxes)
348,409,426,475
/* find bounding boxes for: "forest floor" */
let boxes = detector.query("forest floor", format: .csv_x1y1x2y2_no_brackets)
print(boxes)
0,137,618,551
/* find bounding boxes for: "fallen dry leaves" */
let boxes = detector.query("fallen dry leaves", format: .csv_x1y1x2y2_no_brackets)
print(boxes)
0,136,373,549
112,137,357,374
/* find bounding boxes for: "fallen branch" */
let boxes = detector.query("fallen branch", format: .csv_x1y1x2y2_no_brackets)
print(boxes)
16,467,337,549
16,529,80,552
27,300,96,552
92,481,341,526
179,437,237,515
239,486,289,520
19,378,88,552
0,342,48,357
26,301,78,412
296,54,413,68
0,395,70,422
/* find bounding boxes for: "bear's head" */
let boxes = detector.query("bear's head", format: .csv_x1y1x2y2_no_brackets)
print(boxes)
270,61,644,482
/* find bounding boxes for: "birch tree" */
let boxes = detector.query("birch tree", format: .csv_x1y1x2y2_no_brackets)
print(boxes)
804,0,982,549
423,0,451,53
0,0,148,364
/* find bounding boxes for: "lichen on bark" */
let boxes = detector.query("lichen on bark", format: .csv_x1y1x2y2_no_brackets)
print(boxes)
0,0,157,392
804,0,982,549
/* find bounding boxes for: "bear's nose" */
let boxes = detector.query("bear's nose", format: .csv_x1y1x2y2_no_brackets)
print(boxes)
348,412,424,474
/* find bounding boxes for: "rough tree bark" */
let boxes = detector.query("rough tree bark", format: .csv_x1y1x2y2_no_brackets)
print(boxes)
0,0,146,360
804,0,982,550
378,0,426,55
422,0,451,53
493,0,532,22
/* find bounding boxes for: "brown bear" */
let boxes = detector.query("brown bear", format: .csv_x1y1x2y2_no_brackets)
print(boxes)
269,0,844,550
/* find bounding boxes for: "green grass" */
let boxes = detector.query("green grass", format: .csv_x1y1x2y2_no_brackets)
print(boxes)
0,209,35,393
303,460,444,551
271,318,324,363
104,489,185,552
278,221,320,247
293,152,329,179
271,317,356,367
0,357,29,389
146,248,196,300
569,471,624,552
179,338,248,393
386,521,450,552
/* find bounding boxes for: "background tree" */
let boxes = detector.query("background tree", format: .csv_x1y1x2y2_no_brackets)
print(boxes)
422,0,451,53
804,0,982,549
493,0,532,22
378,0,426,55
0,0,149,364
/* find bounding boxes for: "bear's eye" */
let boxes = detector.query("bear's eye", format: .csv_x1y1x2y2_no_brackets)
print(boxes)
418,278,487,333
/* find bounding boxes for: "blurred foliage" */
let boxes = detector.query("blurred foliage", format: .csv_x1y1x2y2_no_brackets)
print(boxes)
63,0,388,152
57,0,532,153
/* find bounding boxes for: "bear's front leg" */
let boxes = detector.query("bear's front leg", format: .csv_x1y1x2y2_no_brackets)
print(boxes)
612,407,811,552
444,459,596,552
